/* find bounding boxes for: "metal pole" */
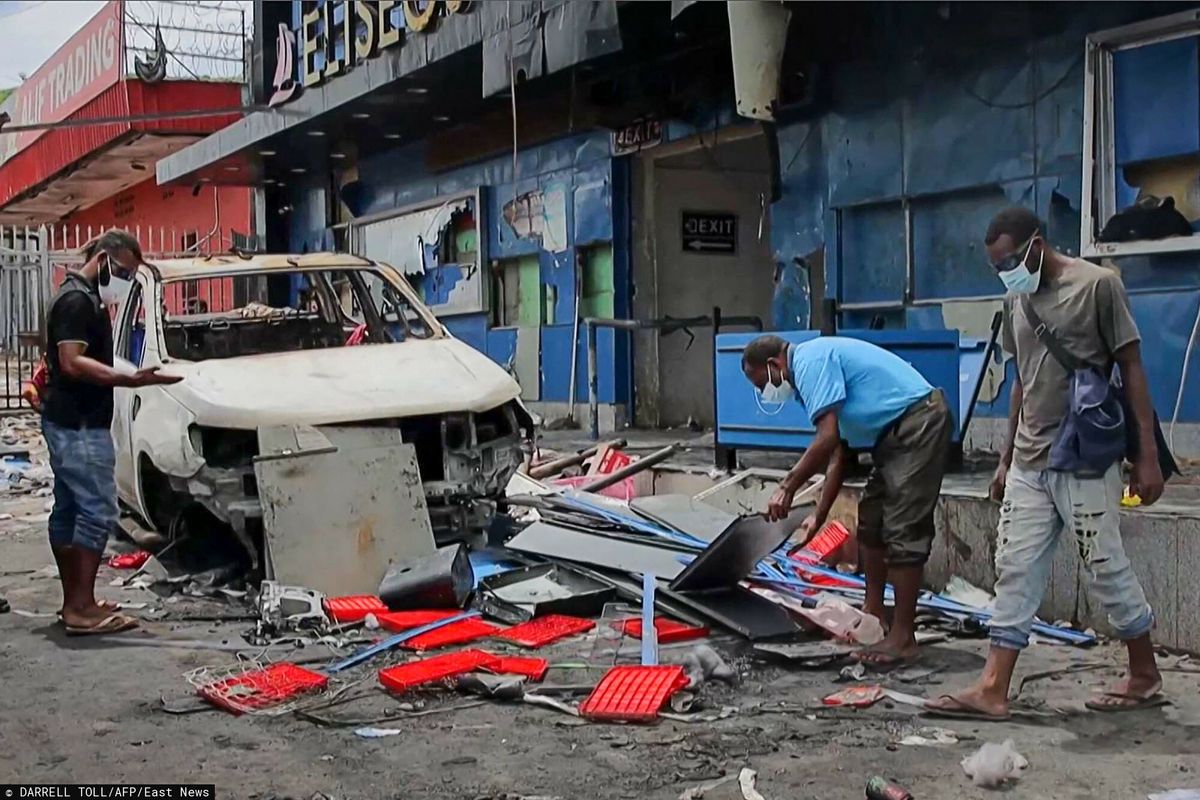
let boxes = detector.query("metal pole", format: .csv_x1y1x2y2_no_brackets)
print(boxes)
588,321,599,441
528,438,628,480
580,443,680,493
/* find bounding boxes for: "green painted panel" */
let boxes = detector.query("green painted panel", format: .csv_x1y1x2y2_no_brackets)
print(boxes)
580,245,615,318
517,255,542,327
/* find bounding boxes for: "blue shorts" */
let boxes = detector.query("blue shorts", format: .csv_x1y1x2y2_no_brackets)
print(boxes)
43,419,118,554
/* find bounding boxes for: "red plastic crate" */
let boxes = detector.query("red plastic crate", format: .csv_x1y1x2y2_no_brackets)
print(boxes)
494,614,595,648
579,665,689,723
400,617,503,651
487,656,549,681
790,520,851,563
378,650,501,694
376,609,462,632
615,617,709,644
198,663,328,716
324,595,388,624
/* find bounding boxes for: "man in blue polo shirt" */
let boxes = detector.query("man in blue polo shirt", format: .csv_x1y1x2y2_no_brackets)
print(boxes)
742,335,953,666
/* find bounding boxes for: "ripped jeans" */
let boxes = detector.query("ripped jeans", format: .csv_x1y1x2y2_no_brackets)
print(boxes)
989,463,1153,651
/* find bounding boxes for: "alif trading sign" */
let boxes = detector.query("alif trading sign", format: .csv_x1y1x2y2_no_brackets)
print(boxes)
297,1,472,90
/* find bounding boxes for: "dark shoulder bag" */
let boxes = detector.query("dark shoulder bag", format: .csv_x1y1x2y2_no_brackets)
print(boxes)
1019,296,1178,478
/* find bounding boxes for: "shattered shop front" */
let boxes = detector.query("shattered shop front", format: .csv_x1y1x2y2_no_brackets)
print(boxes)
315,132,630,432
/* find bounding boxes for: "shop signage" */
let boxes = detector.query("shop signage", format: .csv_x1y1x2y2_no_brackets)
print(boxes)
299,0,472,90
681,211,737,255
0,0,122,167
612,118,663,156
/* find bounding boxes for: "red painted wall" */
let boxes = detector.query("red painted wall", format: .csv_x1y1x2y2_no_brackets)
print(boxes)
60,179,252,255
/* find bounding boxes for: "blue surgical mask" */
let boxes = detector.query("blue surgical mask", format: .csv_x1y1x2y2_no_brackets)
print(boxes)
997,238,1043,295
758,363,794,404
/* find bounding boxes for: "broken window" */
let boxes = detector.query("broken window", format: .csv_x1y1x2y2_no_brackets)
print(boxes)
160,267,438,361
1083,11,1200,257
116,283,146,366
349,192,484,316
490,255,542,328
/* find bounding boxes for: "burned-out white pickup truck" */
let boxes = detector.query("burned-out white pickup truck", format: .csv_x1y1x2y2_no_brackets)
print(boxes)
109,252,532,566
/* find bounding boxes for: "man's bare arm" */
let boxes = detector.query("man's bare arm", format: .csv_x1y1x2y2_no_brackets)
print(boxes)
766,412,840,521
808,442,850,530
1114,341,1164,504
58,343,179,388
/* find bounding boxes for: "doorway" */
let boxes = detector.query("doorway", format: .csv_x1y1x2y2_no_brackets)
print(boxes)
631,128,774,428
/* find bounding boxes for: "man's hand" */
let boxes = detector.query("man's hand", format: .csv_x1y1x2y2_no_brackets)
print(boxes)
130,367,182,387
766,483,796,522
989,461,1009,503
796,514,820,544
1130,455,1164,506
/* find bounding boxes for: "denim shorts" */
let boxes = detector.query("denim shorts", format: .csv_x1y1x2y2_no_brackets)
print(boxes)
42,418,119,554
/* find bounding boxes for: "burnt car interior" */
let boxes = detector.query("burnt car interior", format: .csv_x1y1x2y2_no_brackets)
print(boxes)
160,268,436,362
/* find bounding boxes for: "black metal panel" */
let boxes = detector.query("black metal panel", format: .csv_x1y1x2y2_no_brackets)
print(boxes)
669,507,808,592
660,586,801,640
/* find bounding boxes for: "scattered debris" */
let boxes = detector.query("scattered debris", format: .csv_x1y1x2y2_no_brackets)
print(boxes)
865,776,914,800
194,662,329,716
822,685,885,708
678,774,738,800
579,664,689,723
738,768,766,800
353,726,404,738
898,727,959,746
961,740,1029,788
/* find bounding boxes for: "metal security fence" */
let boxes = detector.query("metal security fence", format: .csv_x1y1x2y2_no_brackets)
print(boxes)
0,223,226,410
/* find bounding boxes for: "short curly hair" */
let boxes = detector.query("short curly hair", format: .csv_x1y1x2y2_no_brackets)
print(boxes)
985,207,1042,247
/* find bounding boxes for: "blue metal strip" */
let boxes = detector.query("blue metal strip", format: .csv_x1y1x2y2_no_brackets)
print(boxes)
325,611,481,673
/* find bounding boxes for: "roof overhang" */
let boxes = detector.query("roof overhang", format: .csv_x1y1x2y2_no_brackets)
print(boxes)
0,80,244,225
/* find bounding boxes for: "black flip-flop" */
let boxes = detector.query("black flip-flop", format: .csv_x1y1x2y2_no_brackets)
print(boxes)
922,694,1012,722
1084,691,1169,713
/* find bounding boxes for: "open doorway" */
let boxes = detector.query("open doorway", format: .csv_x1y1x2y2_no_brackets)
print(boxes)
631,127,774,429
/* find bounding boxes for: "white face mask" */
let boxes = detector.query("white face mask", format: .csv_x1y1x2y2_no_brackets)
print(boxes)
758,362,794,404
98,259,133,307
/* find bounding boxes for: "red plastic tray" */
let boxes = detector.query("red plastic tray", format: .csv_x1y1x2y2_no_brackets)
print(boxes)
400,617,503,651
198,663,328,715
376,609,462,632
494,614,595,648
579,665,689,722
378,650,501,694
790,520,851,563
324,595,388,624
487,656,549,682
615,617,709,644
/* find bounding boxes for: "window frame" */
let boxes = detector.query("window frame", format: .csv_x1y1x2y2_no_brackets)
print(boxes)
1082,10,1200,258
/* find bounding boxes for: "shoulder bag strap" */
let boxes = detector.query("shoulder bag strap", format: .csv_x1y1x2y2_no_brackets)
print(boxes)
1018,294,1084,373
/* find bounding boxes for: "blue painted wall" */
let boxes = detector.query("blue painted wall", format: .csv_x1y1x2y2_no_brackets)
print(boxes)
766,3,1200,425
282,1,1200,428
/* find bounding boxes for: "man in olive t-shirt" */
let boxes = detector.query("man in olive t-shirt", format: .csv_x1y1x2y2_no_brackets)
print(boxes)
928,207,1164,721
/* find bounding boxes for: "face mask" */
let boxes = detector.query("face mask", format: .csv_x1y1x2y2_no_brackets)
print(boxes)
997,238,1043,295
757,362,794,405
98,258,133,307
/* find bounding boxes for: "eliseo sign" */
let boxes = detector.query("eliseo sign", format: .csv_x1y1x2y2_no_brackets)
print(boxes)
0,0,122,167
299,0,472,90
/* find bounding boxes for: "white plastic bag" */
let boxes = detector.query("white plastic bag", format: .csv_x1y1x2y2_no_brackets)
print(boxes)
801,598,886,645
961,739,1029,788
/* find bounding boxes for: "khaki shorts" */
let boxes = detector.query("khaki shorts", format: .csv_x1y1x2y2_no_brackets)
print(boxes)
857,390,952,566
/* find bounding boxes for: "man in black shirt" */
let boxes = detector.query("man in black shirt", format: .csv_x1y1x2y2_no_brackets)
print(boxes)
43,230,180,635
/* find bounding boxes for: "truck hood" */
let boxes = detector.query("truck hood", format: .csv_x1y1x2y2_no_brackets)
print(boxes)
162,339,522,429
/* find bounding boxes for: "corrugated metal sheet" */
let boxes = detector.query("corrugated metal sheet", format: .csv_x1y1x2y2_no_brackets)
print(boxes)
0,80,244,209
